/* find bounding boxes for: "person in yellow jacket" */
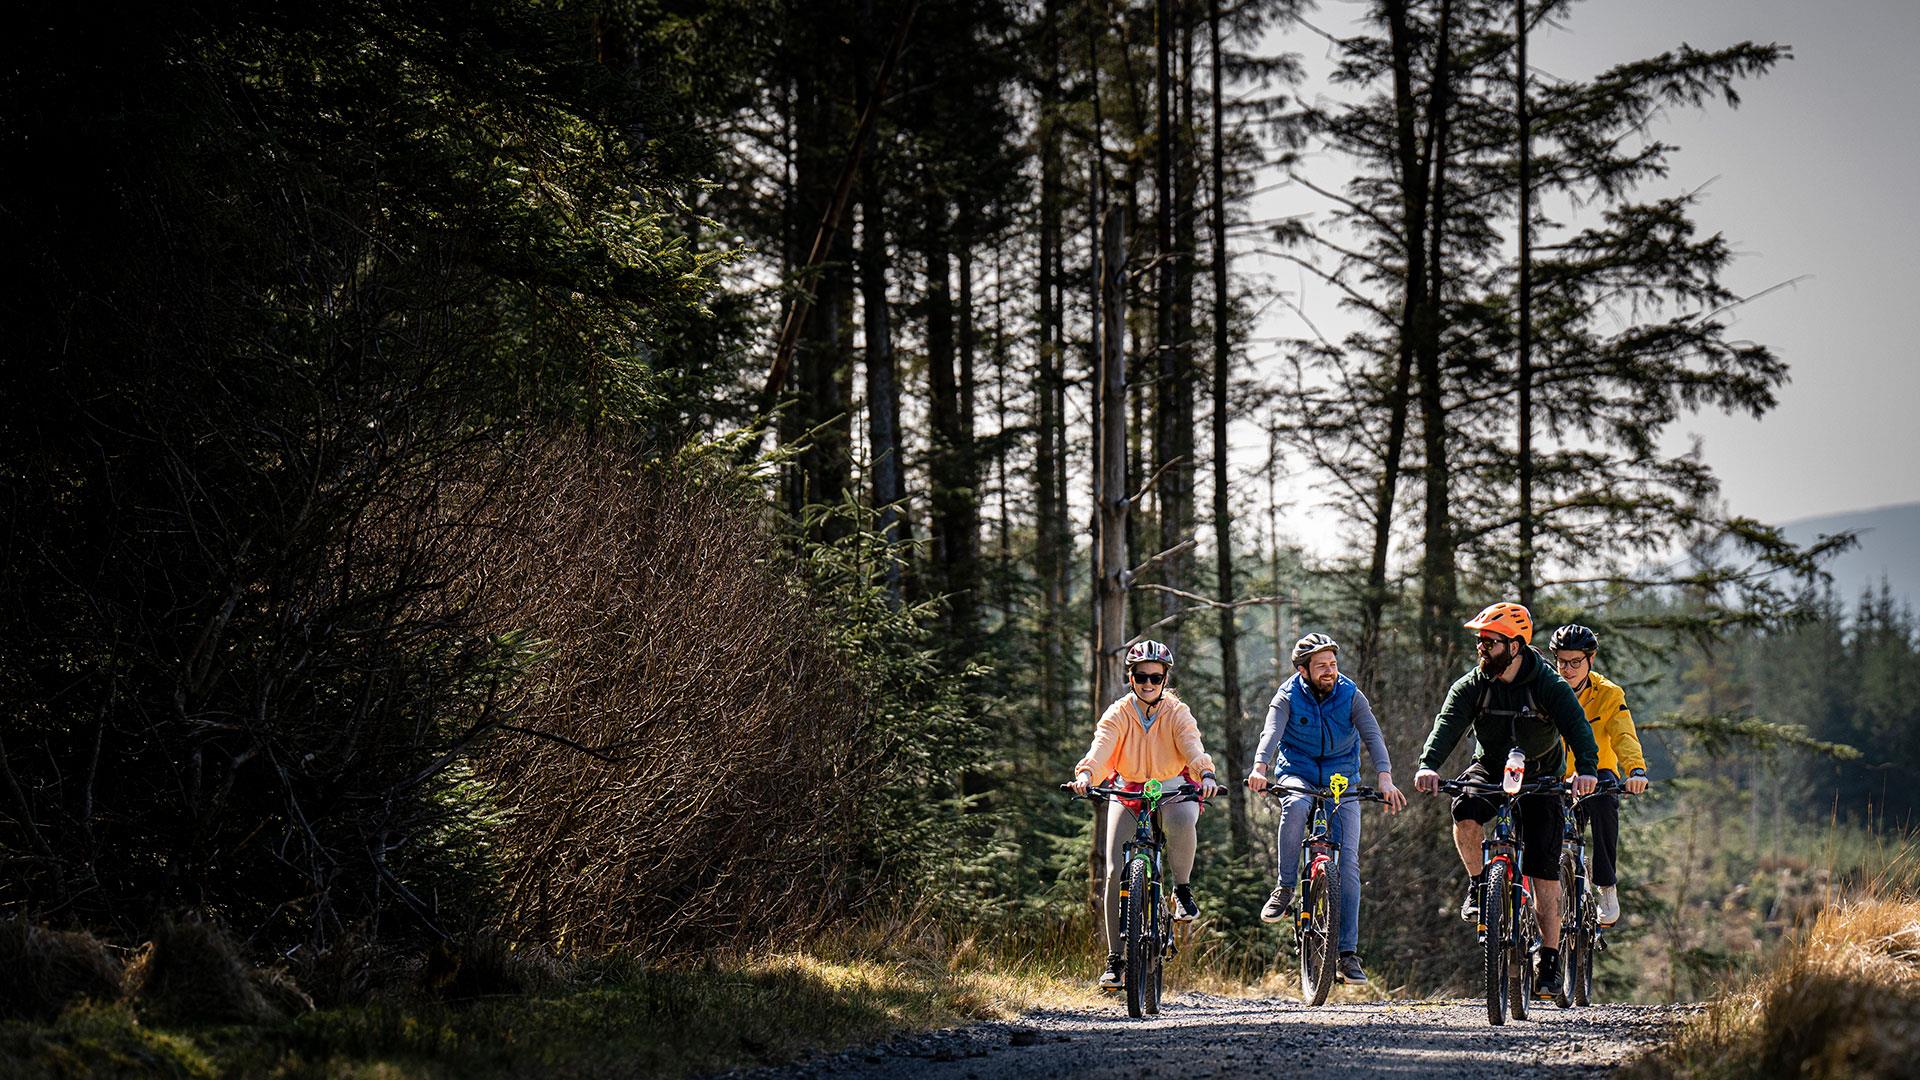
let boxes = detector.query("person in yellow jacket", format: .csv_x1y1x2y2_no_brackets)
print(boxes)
1070,639,1219,989
1551,624,1650,925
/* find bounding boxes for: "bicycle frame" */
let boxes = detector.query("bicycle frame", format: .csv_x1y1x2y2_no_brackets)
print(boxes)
1065,779,1205,1017
1440,775,1566,1025
1560,779,1627,1006
1258,774,1386,1004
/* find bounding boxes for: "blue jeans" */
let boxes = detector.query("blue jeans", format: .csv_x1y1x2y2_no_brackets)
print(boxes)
1275,788,1364,955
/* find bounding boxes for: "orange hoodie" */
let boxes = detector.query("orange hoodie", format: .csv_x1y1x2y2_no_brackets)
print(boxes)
1074,690,1217,784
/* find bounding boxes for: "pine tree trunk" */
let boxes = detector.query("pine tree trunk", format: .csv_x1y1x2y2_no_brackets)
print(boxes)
1516,0,1536,609
1091,210,1130,913
1208,0,1250,856
1036,0,1065,732
858,162,903,605
1152,0,1182,639
923,192,975,637
1384,0,1456,665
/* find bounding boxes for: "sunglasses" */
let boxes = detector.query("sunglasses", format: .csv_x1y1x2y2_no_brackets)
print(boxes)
1130,671,1166,686
1475,637,1509,651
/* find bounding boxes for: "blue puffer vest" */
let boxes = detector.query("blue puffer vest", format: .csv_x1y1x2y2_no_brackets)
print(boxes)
1276,672,1362,785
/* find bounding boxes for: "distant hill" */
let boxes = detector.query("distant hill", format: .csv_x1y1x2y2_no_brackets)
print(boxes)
1778,502,1920,611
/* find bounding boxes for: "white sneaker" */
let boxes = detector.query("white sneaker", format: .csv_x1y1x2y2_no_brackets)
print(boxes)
1598,885,1620,926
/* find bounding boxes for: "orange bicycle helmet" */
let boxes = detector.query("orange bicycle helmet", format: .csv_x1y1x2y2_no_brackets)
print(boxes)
1463,602,1534,643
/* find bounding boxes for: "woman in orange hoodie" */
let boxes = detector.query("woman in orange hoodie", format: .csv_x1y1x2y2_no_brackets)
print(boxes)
1069,639,1220,989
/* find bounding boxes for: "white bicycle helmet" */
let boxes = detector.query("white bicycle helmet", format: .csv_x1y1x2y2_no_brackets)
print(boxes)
1125,639,1174,669
1290,632,1339,666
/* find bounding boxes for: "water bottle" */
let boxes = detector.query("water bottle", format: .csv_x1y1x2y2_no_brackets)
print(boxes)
1502,747,1526,795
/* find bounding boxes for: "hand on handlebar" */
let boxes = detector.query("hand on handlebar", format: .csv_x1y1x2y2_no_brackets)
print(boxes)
1378,773,1408,814
1572,773,1599,797
1624,774,1649,795
1069,773,1091,797
1246,765,1268,794
1200,775,1220,800
1413,767,1441,794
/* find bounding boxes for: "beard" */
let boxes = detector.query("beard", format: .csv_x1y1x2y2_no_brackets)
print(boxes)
1311,671,1337,692
1478,644,1512,676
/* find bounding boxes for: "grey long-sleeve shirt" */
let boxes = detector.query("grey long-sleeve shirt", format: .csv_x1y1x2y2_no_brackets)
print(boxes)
1253,675,1393,776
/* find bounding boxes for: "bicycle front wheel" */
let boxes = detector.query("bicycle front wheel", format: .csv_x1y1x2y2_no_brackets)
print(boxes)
1574,904,1596,1006
1124,857,1152,1019
1299,859,1340,1005
1557,856,1580,1009
1483,860,1510,1026
1509,888,1535,1021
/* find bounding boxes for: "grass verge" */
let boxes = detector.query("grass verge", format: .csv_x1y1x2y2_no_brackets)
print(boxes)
0,916,1121,1080
1621,887,1920,1080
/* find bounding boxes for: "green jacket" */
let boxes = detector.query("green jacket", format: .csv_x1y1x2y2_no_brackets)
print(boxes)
1419,647,1601,777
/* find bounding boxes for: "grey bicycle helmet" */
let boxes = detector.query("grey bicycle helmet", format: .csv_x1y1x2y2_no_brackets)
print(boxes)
1290,632,1339,666
1549,624,1599,654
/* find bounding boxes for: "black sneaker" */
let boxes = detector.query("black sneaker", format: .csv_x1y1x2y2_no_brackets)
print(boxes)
1459,879,1482,923
1534,948,1560,998
1173,883,1200,921
1259,885,1294,924
1338,952,1368,984
1098,953,1125,990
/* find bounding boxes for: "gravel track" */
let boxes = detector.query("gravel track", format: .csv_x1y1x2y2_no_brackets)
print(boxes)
715,992,1693,1080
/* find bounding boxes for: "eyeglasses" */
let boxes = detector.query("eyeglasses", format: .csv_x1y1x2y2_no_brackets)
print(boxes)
1130,671,1166,686
1555,656,1590,670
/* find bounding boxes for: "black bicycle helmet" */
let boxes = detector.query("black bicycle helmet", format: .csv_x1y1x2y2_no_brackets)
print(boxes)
1549,624,1599,653
1290,632,1339,666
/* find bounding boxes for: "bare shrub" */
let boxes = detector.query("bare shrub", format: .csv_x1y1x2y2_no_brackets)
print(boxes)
123,919,287,1024
0,921,123,1019
463,445,883,959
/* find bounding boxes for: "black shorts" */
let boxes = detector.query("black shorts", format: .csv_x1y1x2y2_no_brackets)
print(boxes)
1450,761,1564,880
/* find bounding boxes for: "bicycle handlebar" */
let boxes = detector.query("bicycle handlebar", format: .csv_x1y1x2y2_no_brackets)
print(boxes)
1437,777,1571,797
1059,782,1210,806
1253,780,1388,804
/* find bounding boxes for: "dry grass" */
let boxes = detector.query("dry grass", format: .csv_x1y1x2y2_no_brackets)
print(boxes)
0,922,123,1021
123,919,302,1025
1625,879,1920,1079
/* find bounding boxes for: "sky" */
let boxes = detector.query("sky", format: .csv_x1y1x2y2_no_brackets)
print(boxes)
1246,0,1920,555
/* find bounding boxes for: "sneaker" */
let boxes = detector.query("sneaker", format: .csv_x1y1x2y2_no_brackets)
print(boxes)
1597,885,1620,926
1338,952,1368,984
1098,953,1125,990
1173,883,1200,921
1459,878,1482,923
1260,885,1294,924
1534,947,1560,998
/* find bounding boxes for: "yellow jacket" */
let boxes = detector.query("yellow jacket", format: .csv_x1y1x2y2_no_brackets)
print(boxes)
1076,690,1217,784
1561,671,1647,777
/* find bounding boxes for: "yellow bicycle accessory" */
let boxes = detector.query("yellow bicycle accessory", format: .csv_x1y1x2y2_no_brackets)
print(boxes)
1328,773,1348,807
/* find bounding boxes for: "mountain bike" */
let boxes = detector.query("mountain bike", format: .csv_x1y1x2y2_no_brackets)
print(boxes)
1253,773,1387,1005
1064,780,1207,1018
1438,775,1567,1026
1558,778,1629,1008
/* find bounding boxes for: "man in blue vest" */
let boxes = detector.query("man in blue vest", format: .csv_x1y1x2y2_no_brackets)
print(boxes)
1248,633,1407,984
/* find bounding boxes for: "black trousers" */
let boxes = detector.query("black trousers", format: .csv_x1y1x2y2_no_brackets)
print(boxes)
1574,769,1621,887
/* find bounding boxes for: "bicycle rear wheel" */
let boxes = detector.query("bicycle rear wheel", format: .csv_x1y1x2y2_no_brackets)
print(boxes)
1299,858,1340,1005
1557,856,1580,1009
1482,861,1510,1026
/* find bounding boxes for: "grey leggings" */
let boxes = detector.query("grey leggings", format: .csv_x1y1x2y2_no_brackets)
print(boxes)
1100,794,1199,954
